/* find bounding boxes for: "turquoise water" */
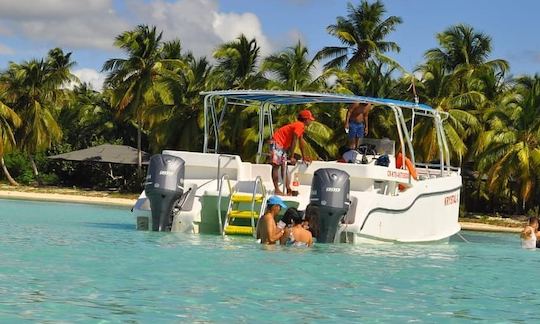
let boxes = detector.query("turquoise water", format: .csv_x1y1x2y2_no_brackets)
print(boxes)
1,199,539,323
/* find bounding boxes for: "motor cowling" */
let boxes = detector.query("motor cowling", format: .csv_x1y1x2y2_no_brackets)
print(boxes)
144,154,185,231
310,168,350,243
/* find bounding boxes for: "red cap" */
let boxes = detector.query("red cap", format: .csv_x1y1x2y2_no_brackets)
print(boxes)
298,109,315,121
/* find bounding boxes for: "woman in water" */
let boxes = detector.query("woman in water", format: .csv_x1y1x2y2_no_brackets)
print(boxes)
284,208,313,247
521,216,539,249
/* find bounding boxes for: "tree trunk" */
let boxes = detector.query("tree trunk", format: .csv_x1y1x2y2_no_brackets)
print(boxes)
1,156,19,186
137,119,142,176
29,155,41,185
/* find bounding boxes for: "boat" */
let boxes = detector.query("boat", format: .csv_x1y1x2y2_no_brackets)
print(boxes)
132,90,461,243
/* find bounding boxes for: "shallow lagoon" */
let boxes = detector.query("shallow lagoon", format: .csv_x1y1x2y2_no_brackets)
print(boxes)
1,199,539,322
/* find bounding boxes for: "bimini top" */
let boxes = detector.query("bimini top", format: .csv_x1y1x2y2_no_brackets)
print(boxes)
201,89,433,112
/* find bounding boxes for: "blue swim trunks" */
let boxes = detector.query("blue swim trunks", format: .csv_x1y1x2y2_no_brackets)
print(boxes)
348,121,365,139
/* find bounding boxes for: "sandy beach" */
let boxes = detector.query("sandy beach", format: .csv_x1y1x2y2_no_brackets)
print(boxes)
0,189,521,233
0,190,136,208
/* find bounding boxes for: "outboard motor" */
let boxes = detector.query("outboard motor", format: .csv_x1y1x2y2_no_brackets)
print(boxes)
310,168,350,243
145,154,185,231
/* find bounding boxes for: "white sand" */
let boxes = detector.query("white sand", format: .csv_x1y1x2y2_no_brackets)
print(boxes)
0,190,135,208
460,222,520,233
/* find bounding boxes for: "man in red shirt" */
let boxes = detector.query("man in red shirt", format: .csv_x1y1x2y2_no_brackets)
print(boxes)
270,109,315,195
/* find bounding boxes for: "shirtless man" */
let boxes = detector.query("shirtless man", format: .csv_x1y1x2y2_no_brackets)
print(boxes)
344,102,372,149
256,196,286,244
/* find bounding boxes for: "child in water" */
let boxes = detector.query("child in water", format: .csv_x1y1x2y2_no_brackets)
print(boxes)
521,216,539,249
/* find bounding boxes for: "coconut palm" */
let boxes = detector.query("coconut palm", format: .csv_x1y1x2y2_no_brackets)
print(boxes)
213,34,266,89
315,0,402,71
262,41,322,91
102,25,183,173
0,92,21,185
425,24,508,73
411,60,482,163
477,75,540,210
1,51,70,180
58,83,122,150
148,54,214,152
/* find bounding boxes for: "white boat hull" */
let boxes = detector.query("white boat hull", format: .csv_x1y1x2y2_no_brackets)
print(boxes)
132,151,462,243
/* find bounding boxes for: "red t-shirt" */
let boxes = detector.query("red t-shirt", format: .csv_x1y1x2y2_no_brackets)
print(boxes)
272,121,305,149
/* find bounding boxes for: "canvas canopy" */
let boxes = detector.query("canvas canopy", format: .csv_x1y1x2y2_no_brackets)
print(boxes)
48,144,150,165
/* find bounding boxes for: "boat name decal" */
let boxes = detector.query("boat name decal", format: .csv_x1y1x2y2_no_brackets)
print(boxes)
325,187,341,192
387,170,409,179
444,194,458,206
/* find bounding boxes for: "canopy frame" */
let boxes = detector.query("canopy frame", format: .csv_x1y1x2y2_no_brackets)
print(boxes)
200,90,452,172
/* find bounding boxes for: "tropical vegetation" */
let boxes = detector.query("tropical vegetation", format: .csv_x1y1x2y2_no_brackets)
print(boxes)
0,0,538,216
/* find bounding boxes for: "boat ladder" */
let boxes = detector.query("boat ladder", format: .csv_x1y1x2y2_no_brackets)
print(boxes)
218,176,266,236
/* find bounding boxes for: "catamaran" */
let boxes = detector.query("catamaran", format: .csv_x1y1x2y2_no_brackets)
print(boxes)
132,90,461,243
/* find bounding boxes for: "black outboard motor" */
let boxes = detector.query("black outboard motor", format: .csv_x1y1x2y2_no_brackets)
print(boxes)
145,154,185,231
310,168,350,243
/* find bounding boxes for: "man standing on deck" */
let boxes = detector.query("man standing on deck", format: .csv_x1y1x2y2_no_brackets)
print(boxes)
269,110,315,196
344,102,372,149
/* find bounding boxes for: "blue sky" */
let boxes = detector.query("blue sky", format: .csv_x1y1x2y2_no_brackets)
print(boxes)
0,0,538,90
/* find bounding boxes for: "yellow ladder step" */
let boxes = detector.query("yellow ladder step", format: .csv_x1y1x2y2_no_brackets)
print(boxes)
224,225,254,235
231,193,264,203
228,210,259,219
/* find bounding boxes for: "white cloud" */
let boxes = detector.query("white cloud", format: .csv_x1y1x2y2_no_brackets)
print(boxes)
129,0,273,57
20,17,129,50
0,0,113,19
0,0,129,50
212,11,272,55
0,0,274,60
72,68,106,91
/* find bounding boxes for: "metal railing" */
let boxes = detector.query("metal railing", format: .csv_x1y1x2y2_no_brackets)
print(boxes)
217,154,236,191
250,176,266,236
217,174,232,235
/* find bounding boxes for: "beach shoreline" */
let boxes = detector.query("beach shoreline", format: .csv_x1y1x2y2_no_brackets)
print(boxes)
0,188,522,234
0,190,136,208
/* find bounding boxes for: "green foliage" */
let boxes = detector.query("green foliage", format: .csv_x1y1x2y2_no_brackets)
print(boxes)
1,10,540,212
3,150,33,184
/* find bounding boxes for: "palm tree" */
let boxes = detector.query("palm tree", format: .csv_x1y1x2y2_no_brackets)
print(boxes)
1,50,71,180
148,54,214,152
477,75,540,211
315,0,402,70
213,34,266,89
262,41,322,91
411,60,483,163
58,83,122,150
425,24,508,73
102,25,183,173
0,92,21,185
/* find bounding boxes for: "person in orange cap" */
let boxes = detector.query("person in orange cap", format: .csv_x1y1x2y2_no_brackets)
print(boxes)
269,109,315,195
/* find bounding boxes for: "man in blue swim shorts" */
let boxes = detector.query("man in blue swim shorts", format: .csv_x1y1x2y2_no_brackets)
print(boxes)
344,102,372,149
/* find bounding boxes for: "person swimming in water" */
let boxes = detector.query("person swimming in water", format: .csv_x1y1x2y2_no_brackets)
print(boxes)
521,216,539,249
285,207,313,247
256,196,287,245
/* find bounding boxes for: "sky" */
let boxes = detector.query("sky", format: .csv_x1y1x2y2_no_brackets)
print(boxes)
0,0,539,91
